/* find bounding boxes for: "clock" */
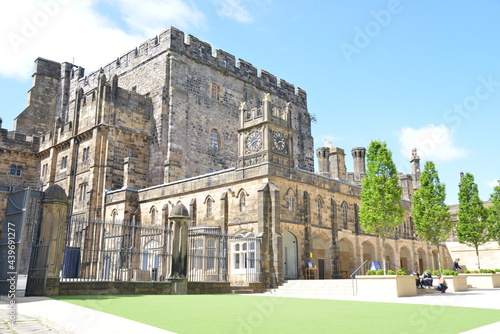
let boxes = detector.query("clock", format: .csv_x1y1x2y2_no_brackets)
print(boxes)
246,130,262,152
273,131,286,152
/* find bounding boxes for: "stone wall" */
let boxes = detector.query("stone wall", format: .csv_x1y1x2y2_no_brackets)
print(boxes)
55,281,172,296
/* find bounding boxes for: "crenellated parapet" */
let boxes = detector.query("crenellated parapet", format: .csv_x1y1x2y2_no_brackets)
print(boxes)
72,27,307,106
0,128,39,153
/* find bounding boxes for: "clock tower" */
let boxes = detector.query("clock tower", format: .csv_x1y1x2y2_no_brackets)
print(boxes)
237,93,294,169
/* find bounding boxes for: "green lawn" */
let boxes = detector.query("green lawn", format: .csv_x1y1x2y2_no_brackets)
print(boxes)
52,294,500,334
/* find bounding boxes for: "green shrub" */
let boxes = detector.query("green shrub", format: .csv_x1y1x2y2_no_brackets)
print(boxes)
432,270,440,275
442,270,458,276
366,270,376,275
376,269,384,275
495,269,500,273
396,269,407,275
480,269,495,274
387,270,396,275
464,270,471,273
472,270,479,273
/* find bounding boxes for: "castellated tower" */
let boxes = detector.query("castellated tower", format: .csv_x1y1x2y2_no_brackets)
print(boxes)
411,148,421,189
351,147,366,176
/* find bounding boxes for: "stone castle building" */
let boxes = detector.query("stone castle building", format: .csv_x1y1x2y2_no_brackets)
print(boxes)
0,27,446,288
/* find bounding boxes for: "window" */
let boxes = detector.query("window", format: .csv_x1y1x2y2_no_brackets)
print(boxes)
82,147,89,162
206,198,213,217
61,156,68,170
206,238,216,270
246,108,253,120
150,207,157,225
210,83,220,100
42,163,48,176
79,183,87,202
239,193,246,212
232,231,257,272
10,165,23,177
210,129,219,150
317,199,322,226
287,193,294,212
341,201,348,229
193,239,204,269
256,104,262,117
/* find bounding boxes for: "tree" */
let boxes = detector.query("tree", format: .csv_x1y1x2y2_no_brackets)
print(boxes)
412,161,452,272
360,141,404,274
487,179,500,244
457,173,489,270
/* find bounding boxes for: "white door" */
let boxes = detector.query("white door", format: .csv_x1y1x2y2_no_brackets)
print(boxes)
283,231,298,279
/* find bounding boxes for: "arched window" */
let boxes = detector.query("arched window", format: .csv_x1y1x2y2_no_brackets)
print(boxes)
239,193,246,212
317,198,323,226
341,201,348,229
206,198,213,217
112,210,118,225
287,192,294,212
210,129,219,150
150,207,157,225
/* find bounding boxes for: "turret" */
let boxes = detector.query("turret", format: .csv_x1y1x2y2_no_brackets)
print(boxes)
411,148,421,189
351,147,366,176
316,147,330,177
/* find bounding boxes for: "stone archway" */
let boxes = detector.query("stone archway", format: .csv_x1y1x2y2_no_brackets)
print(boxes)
385,244,395,264
432,250,439,271
338,238,354,278
362,241,376,262
400,246,411,271
417,248,426,272
312,234,329,279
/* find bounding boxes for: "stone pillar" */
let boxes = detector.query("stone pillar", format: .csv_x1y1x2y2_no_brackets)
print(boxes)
168,203,190,294
39,185,69,295
257,182,281,288
123,157,136,188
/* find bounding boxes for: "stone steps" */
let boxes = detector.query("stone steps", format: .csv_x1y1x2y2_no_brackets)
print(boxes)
266,279,355,297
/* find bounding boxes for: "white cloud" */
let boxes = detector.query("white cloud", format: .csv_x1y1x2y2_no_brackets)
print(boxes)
0,0,206,80
397,124,469,163
486,178,500,190
116,0,206,37
212,0,254,23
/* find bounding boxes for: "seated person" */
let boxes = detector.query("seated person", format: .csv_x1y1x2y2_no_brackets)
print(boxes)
411,268,423,288
434,274,448,293
421,272,433,289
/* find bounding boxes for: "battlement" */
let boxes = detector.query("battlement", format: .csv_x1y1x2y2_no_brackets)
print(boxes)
0,128,40,153
75,27,307,104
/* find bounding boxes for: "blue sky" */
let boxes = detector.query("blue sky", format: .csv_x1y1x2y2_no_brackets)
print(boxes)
1,0,499,204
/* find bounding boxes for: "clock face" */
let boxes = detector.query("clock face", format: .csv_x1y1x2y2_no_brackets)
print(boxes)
273,131,286,152
246,130,262,152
